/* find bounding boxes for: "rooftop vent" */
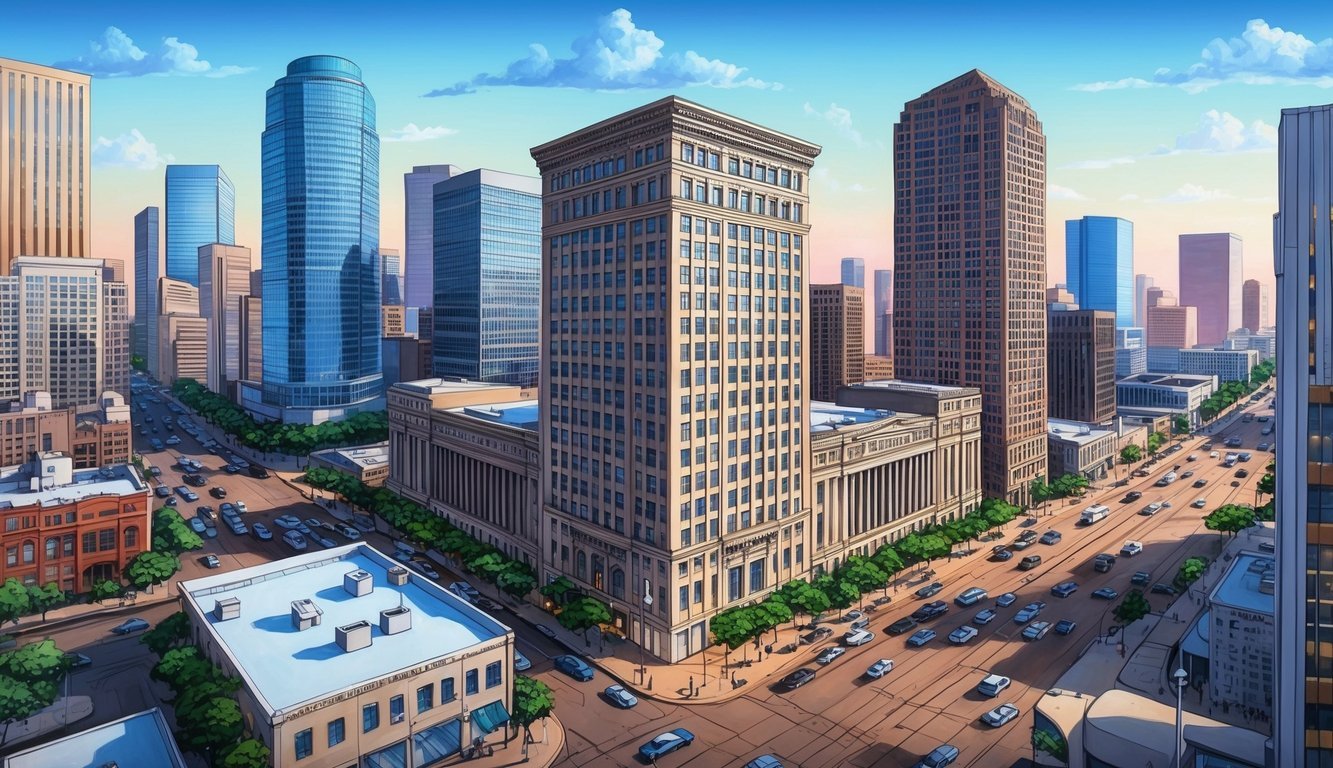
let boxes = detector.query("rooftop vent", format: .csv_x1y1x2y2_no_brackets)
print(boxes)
336,620,372,652
344,569,373,597
387,565,409,586
291,599,323,631
214,597,241,622
1259,575,1275,595
380,606,412,635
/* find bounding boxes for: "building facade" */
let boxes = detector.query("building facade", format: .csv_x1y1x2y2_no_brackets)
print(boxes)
1207,551,1274,718
864,354,893,381
892,70,1048,504
840,257,864,288
1116,326,1148,378
1170,348,1259,384
1147,299,1198,349
261,56,382,423
403,165,461,311
1134,273,1155,329
1115,373,1216,427
239,295,263,383
381,248,402,306
1179,232,1243,346
1048,308,1116,424
134,207,160,373
157,277,206,387
164,165,235,288
381,336,431,389
0,391,129,469
309,443,390,487
198,243,251,396
1046,419,1117,482
1242,278,1268,333
0,58,91,273
531,96,819,661
1065,216,1134,327
873,268,892,356
810,283,865,401
382,305,406,338
430,169,541,387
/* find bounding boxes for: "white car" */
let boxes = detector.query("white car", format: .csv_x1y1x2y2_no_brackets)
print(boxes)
948,626,978,644
1192,498,1208,509
865,659,895,679
514,651,532,671
981,703,1020,727
815,646,847,664
234,501,248,514
842,629,875,647
449,582,480,603
1209,451,1220,458
977,673,1011,697
282,530,307,551
1121,540,1144,557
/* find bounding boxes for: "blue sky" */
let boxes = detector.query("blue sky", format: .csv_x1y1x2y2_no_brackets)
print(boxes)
9,1,1332,304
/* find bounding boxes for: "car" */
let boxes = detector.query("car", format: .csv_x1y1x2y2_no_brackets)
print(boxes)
912,744,960,768
233,501,248,514
1050,581,1078,598
1094,553,1117,573
1137,501,1163,516
948,625,978,644
248,465,270,479
990,547,1013,562
1092,587,1119,600
604,684,638,708
779,668,817,690
842,609,867,624
219,502,236,515
906,629,936,647
1039,530,1062,545
535,625,559,640
915,581,944,599
1151,583,1179,596
252,522,273,541
955,587,988,607
1014,602,1046,623
139,427,149,436
273,514,301,530
303,518,326,531
201,554,221,569
1121,541,1144,557
514,651,532,672
1054,619,1077,635
1023,621,1053,640
553,655,594,681
282,530,307,551
165,435,181,446
188,517,207,534
185,474,208,487
885,617,918,636
1235,468,1250,478
1209,451,1220,458
816,646,847,664
224,464,241,474
449,582,481,602
1226,436,1242,447
195,506,216,521
111,618,150,635
1133,469,1149,477
1187,453,1198,462
995,592,1018,607
1192,498,1208,508
842,629,875,647
744,756,785,768
1018,554,1043,570
973,608,998,626
977,673,1011,697
333,523,362,540
1180,470,1195,479
63,652,93,669
473,597,504,613
801,626,834,644
148,467,162,477
1257,442,1271,452
309,533,336,548
1162,501,1173,508
1193,479,1208,488
865,659,895,679
1010,538,1033,551
209,486,227,499
981,703,1020,727
1132,571,1151,587
1122,491,1143,502
181,489,198,503
911,601,948,621
638,728,695,761
409,559,440,579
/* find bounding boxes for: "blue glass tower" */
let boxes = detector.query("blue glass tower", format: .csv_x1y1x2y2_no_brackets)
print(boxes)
431,169,541,387
165,165,235,287
1065,216,1133,327
261,56,381,419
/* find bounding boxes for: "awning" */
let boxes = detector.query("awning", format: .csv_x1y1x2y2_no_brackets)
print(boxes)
470,700,511,735
413,719,463,767
362,741,406,768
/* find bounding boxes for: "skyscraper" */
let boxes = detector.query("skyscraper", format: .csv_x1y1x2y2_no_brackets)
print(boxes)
1179,232,1242,346
892,70,1047,503
873,268,892,357
198,244,251,397
260,56,381,423
1133,273,1156,329
810,284,865,401
1047,307,1116,424
157,277,206,386
165,165,235,287
1065,216,1133,327
134,207,160,374
0,58,91,273
531,96,819,661
1273,102,1333,768
403,164,461,310
431,169,541,387
1242,278,1268,333
840,257,865,288
381,248,403,306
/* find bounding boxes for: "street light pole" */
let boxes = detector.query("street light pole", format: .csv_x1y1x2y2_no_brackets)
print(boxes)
1173,667,1188,768
640,578,651,685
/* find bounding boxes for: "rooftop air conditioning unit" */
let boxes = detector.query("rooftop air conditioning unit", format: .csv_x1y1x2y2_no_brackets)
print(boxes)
344,569,373,597
380,606,412,635
336,620,372,652
291,599,323,631
387,566,409,586
214,597,241,622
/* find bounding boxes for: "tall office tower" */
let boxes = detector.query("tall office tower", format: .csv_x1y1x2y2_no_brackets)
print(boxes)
239,296,263,383
873,268,892,356
157,277,206,386
1134,273,1156,329
1047,307,1116,424
1242,278,1268,333
198,244,252,396
133,207,160,373
1146,298,1198,349
0,58,91,273
249,269,262,299
1274,103,1333,768
260,56,381,423
381,248,403,305
531,96,819,661
165,165,235,287
892,70,1047,503
1065,216,1133,327
1179,232,1242,346
0,257,128,410
404,164,461,311
840,257,865,288
810,284,865,401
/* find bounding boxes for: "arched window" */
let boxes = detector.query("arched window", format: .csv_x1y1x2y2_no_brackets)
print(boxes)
575,551,587,581
21,541,34,564
610,568,625,599
44,538,58,560
592,555,605,591
124,527,139,550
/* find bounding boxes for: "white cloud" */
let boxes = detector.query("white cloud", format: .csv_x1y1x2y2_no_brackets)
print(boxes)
1049,184,1088,201
92,129,172,169
803,102,863,146
1170,109,1276,153
382,123,459,143
1070,77,1160,92
1062,156,1137,170
1153,183,1232,203
56,26,252,78
425,8,776,96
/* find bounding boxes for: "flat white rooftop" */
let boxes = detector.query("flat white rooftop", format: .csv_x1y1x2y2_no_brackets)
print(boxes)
0,463,144,509
1048,419,1115,446
809,401,899,432
847,379,977,395
1210,552,1275,616
395,378,518,395
312,442,389,469
3,707,186,768
180,544,510,715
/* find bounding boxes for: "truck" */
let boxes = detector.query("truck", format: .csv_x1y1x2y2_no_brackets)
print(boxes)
1079,504,1111,525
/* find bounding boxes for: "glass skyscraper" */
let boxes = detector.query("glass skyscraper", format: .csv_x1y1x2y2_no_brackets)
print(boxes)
261,56,381,419
165,165,235,287
1064,216,1133,327
840,257,865,288
134,206,160,375
431,169,540,386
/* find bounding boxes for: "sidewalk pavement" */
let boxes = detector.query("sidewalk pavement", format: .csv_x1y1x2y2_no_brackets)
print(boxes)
0,695,94,749
463,715,565,768
7,585,178,638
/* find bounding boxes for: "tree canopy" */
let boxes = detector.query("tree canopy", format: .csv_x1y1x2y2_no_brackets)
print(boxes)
1204,504,1259,537
1119,444,1142,465
512,676,555,741
1113,589,1152,626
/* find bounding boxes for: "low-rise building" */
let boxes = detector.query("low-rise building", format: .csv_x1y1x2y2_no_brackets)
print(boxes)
1047,419,1117,481
1222,331,1275,360
71,392,133,469
180,544,515,768
1116,373,1216,428
1207,551,1275,716
1146,347,1259,384
2,707,186,768
309,442,391,487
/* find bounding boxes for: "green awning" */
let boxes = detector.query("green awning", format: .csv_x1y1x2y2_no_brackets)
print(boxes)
470,700,511,735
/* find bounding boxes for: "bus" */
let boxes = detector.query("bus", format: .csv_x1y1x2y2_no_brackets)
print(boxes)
1079,504,1111,525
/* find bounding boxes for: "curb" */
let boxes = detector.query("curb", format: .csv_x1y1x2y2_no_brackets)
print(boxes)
10,590,178,637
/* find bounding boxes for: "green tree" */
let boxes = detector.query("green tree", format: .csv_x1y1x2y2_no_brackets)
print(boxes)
126,551,180,592
870,546,905,585
709,606,758,650
1257,472,1275,497
495,561,538,600
813,574,860,610
752,599,794,642
1113,589,1152,627
151,646,223,694
556,596,611,634
0,639,69,743
1028,475,1051,516
1176,557,1208,588
143,611,191,658
218,738,271,768
1147,431,1167,454
90,578,121,604
1256,500,1275,522
772,579,831,625
839,555,888,601
0,579,31,625
1172,415,1191,435
174,695,243,757
1119,443,1142,466
466,552,508,584
539,576,578,606
1204,504,1259,538
512,675,555,751
24,583,65,621
130,354,147,371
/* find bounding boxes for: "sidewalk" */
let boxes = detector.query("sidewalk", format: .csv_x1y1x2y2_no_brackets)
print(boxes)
7,585,178,638
0,696,94,749
464,715,565,768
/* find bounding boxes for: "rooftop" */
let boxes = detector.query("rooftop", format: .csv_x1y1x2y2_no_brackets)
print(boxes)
394,378,518,395
0,457,145,510
1120,373,1216,388
809,402,898,433
180,544,510,716
451,400,541,431
842,379,979,396
3,707,186,768
1209,552,1275,616
310,442,389,470
1048,419,1116,446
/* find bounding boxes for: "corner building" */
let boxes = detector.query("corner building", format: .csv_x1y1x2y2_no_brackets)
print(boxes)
891,70,1048,503
531,97,819,661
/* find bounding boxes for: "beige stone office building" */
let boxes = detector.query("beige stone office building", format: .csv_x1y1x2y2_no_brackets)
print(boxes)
383,305,406,338
198,244,252,397
240,295,263,383
891,71,1048,504
810,283,864,401
157,277,206,386
1147,297,1198,349
0,58,91,274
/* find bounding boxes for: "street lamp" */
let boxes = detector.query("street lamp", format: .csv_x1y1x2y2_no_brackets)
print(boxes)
1173,667,1188,768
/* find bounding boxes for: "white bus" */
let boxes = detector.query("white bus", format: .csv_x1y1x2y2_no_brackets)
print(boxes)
1079,504,1111,525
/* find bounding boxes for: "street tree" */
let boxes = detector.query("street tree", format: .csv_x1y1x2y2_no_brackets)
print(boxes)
1147,432,1167,454
539,576,577,606
0,579,30,625
1029,475,1051,516
25,583,65,621
813,574,860,610
89,579,121,604
1119,444,1142,465
1176,557,1208,588
127,551,180,592
0,638,68,743
773,579,831,625
840,556,888,600
1113,589,1152,627
752,599,794,642
143,611,191,658
174,695,243,757
512,676,555,753
556,596,611,635
218,739,271,768
1257,472,1274,497
1204,504,1258,538
1173,415,1191,435
495,561,538,600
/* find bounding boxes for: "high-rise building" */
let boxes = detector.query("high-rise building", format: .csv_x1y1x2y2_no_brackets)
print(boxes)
239,295,262,383
840,257,865,288
0,58,91,273
1242,278,1268,333
1274,102,1333,767
164,165,235,287
531,96,819,661
873,268,892,356
1047,307,1116,424
198,244,251,397
260,56,381,423
133,207,160,373
810,284,865,401
403,165,461,311
1146,298,1198,349
157,277,206,387
1065,216,1133,327
382,305,405,338
381,248,402,306
431,169,541,387
1134,273,1156,329
1179,232,1242,346
892,70,1047,503
1116,326,1148,378
101,260,130,405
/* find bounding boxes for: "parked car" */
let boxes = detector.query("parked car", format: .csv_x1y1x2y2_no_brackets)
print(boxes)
64,652,93,669
948,626,979,644
912,744,960,768
995,592,1018,607
886,617,918,636
513,651,532,672
1093,553,1117,572
409,559,440,579
111,618,150,635
915,581,944,599
744,756,784,768
187,517,206,534
865,659,895,679
1039,530,1062,545
209,486,227,499
228,520,248,536
224,464,241,474
252,522,273,541
779,667,816,690
165,435,182,446
604,684,638,709
977,673,1011,697
1152,583,1180,596
1131,571,1151,587
801,626,835,644
910,601,949,621
990,546,1013,562
981,704,1020,728
1050,581,1079,598
906,629,937,647
1092,587,1119,600
273,514,302,530
449,582,481,603
973,608,998,626
282,530,307,551
553,655,594,681
201,554,222,569
1014,602,1046,623
154,483,172,497
1054,619,1078,635
1121,541,1144,557
842,629,875,647
310,533,337,549
1022,621,1053,641
954,587,988,607
333,523,361,540
638,729,695,761
535,625,559,640
195,506,216,522
816,646,847,665
248,465,270,479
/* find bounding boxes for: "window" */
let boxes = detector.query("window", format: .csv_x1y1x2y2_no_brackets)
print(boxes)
362,703,379,733
327,717,345,747
124,526,138,549
466,669,479,695
441,677,456,702
295,728,313,760
486,661,502,689
417,684,434,713
389,695,405,724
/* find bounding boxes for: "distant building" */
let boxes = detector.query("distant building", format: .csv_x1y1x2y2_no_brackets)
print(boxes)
841,257,865,288
198,243,251,397
1047,419,1117,482
134,206,161,373
864,354,893,381
1116,373,1216,427
381,248,403,305
1179,233,1242,346
1146,347,1258,384
1223,330,1275,360
810,284,865,401
1046,285,1075,306
1133,273,1155,329
381,336,431,389
873,269,892,356
403,165,461,311
0,391,130,469
1147,298,1198,349
239,295,263,383
165,165,235,287
1115,326,1147,378
1065,216,1133,327
2,707,186,768
1241,279,1268,333
382,305,405,338
157,277,206,387
309,442,390,487
1047,308,1116,424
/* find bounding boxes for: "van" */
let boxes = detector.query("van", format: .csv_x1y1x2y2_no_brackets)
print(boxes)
1080,504,1110,524
1019,555,1043,570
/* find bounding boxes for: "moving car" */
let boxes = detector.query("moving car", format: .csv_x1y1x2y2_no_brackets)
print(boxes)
843,629,875,647
915,581,944,599
816,646,847,664
1014,602,1046,623
1193,479,1208,488
248,465,270,479
995,592,1018,607
1054,619,1077,635
1093,553,1117,573
1121,541,1144,557
977,673,1010,697
1018,554,1043,570
1192,498,1208,509
210,486,227,499
913,744,960,768
973,608,998,626
779,668,816,690
948,626,979,644
111,618,150,635
906,628,936,647
1022,621,1053,640
553,655,594,682
744,756,784,768
1132,571,1151,586
954,587,988,607
1122,491,1142,502
1092,587,1119,600
1039,530,1062,545
1181,470,1195,478
1050,581,1078,598
282,530,307,551
638,729,695,761
990,546,1013,562
886,617,918,636
865,659,895,679
251,522,272,541
1257,442,1271,451
1139,502,1163,516
1235,468,1250,478
165,435,181,446
604,684,638,709
981,704,1020,728
201,554,222,569
911,601,949,621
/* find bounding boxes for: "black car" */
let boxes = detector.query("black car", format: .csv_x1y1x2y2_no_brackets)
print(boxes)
209,486,227,499
886,617,919,636
915,581,944,599
779,668,816,690
248,465,269,479
800,626,834,644
1122,491,1142,503
910,601,949,622
1151,583,1179,596
184,474,208,487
